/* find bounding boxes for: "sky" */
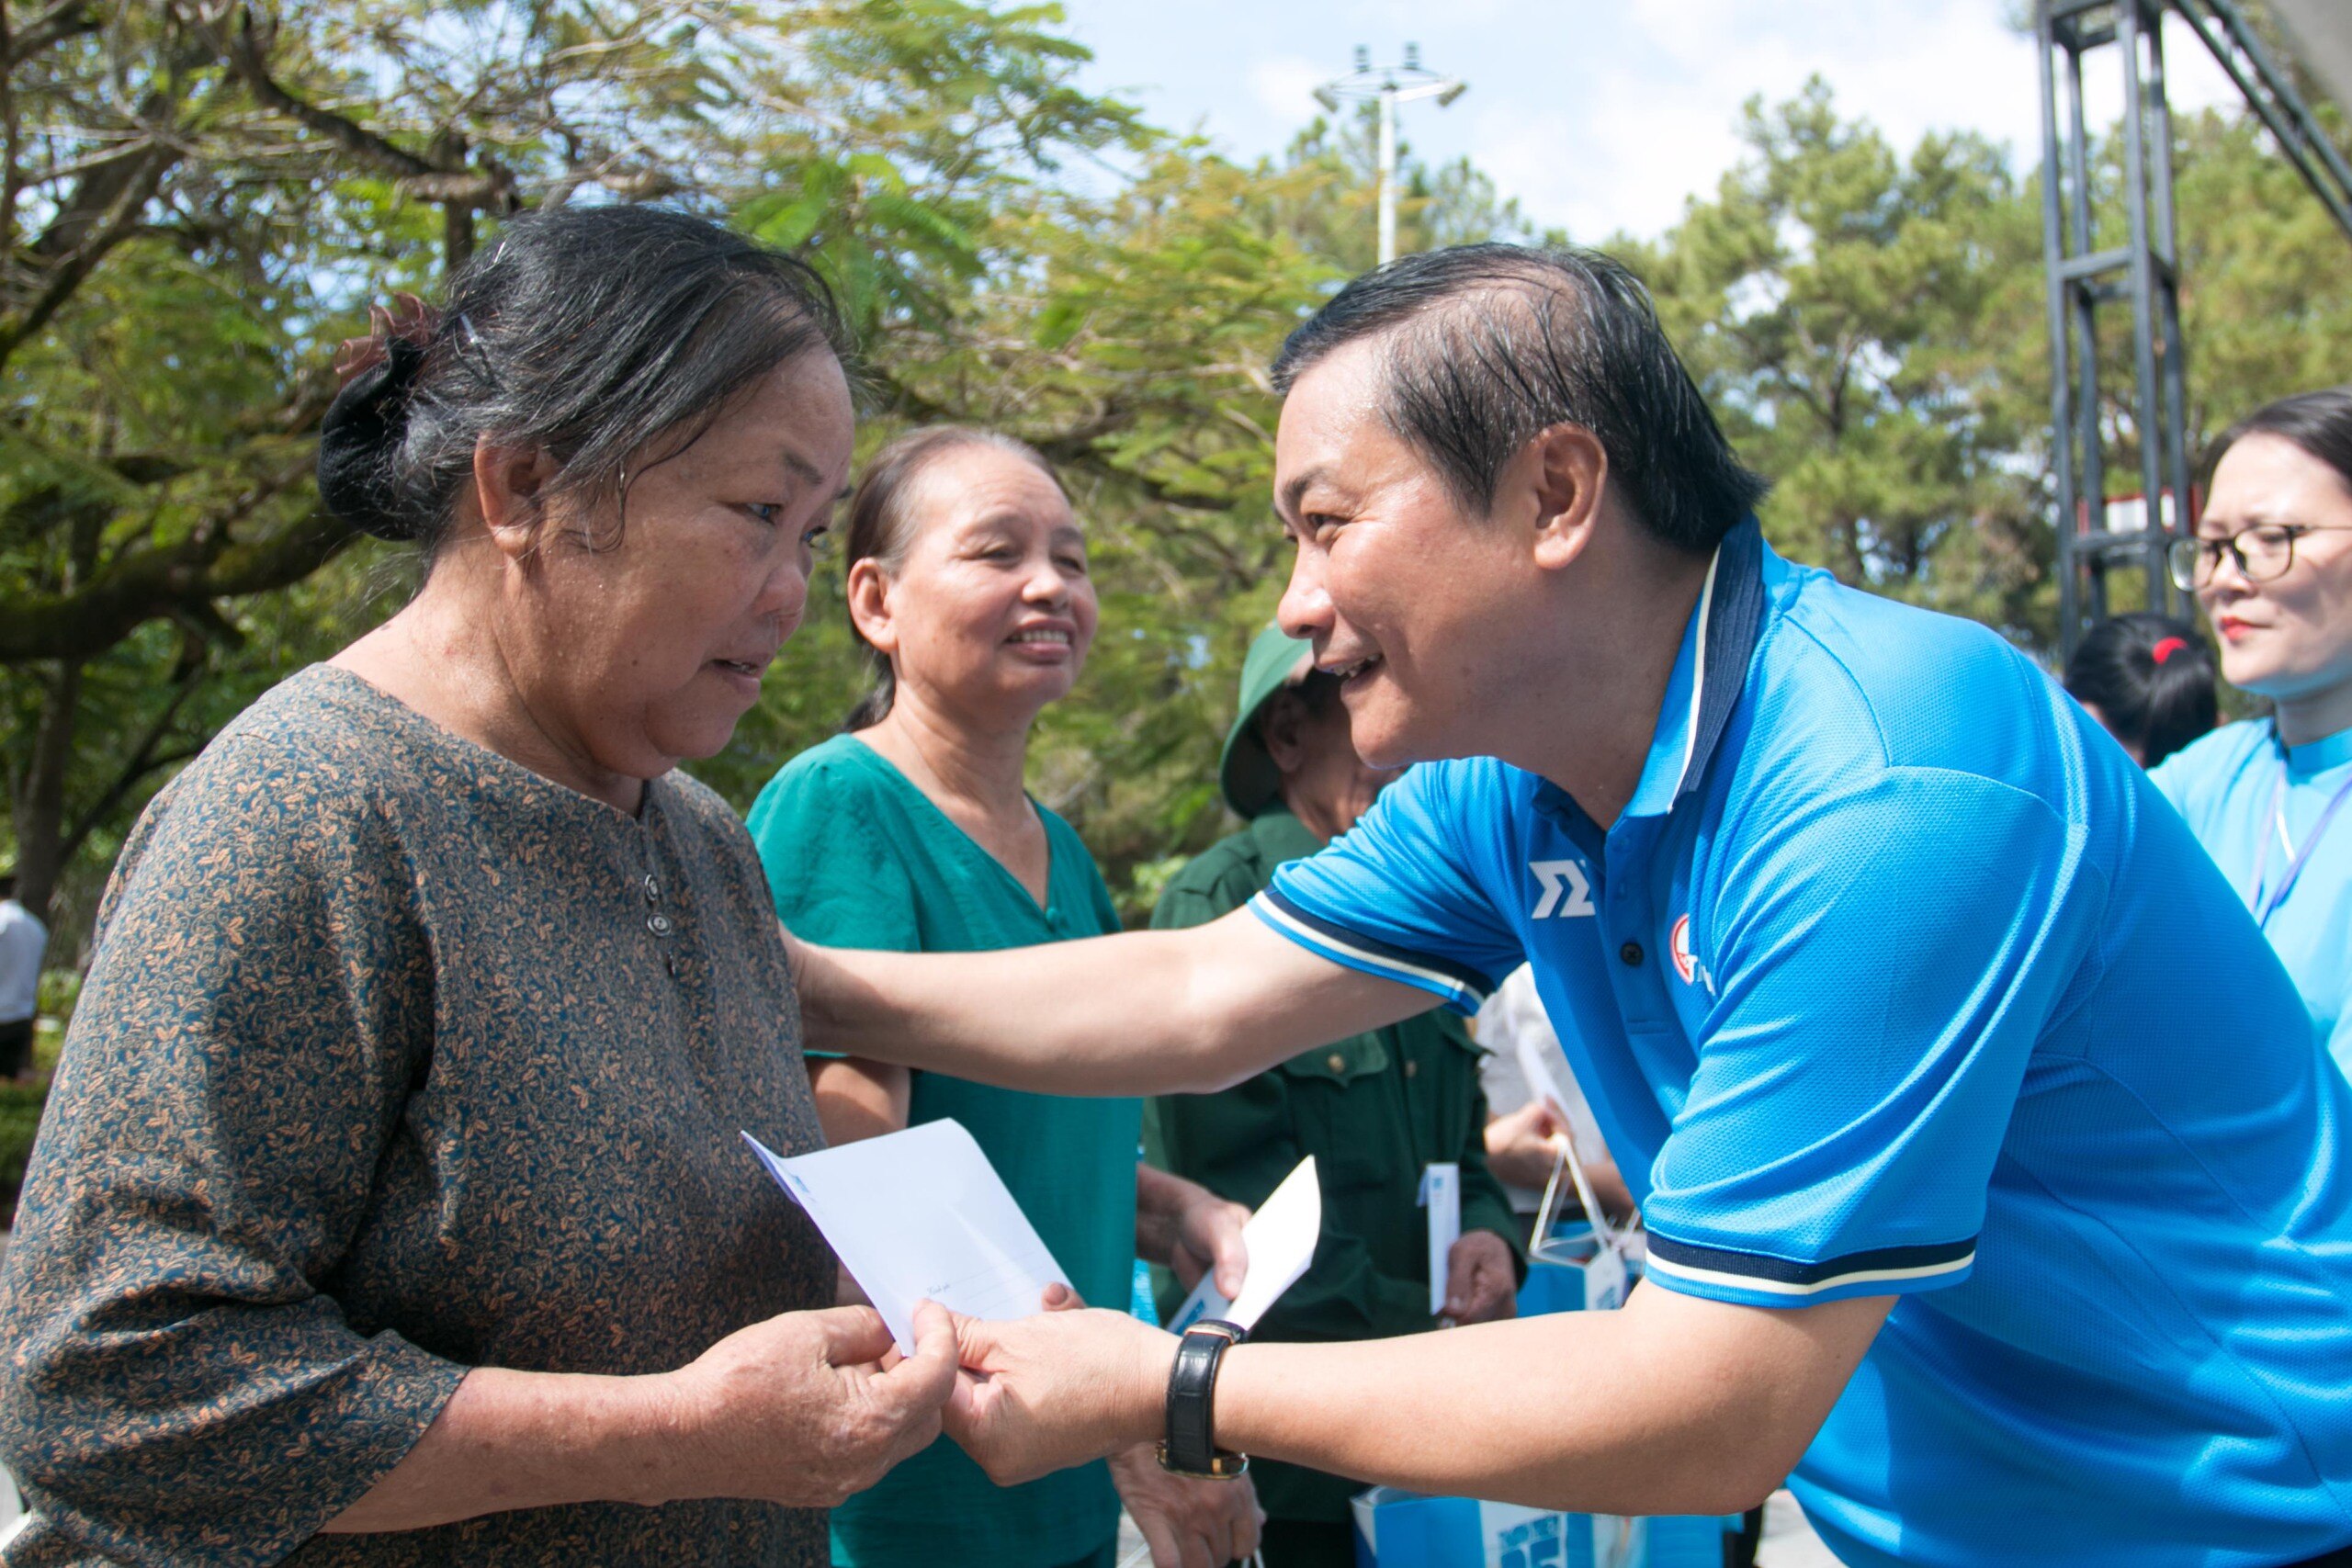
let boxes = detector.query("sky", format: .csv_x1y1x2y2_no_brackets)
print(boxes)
1051,0,2250,241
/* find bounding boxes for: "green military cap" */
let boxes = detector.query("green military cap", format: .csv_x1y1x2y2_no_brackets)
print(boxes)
1217,623,1317,819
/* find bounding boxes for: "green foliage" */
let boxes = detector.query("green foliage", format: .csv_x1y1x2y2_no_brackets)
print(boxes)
0,0,1156,942
706,122,1542,914
0,1078,48,1222
4,12,2348,944
1622,79,2352,650
1621,78,2053,639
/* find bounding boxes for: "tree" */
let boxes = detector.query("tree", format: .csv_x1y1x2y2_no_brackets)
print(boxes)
1620,78,2054,640
1619,79,2352,652
0,0,1136,935
707,116,1549,913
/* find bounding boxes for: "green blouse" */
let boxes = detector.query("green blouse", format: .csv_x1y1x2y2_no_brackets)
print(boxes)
0,666,834,1566
745,733,1138,1568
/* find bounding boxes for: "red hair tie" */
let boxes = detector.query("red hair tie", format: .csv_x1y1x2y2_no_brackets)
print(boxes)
2150,637,2188,666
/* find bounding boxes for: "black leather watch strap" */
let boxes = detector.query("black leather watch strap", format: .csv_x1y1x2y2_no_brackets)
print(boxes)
1159,1319,1249,1479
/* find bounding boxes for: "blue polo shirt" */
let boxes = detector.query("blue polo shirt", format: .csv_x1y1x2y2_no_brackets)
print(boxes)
1251,520,2352,1567
2151,718,2352,1075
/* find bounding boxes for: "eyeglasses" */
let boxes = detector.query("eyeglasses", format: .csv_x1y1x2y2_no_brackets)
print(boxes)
2167,525,2352,592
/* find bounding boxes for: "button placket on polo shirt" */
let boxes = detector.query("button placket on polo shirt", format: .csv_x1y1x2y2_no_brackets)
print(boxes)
1603,821,1675,1035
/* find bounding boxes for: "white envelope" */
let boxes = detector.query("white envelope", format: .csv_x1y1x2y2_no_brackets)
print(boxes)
743,1119,1070,1354
1165,1155,1321,1333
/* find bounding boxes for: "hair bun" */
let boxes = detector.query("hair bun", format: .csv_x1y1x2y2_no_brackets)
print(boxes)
317,336,427,541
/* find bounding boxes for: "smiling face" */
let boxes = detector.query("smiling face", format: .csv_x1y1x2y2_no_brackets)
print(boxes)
500,348,854,781
851,443,1096,730
1272,335,1548,769
2195,433,2352,709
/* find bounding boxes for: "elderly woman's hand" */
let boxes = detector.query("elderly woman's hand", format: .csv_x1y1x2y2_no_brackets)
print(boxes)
664,1301,958,1507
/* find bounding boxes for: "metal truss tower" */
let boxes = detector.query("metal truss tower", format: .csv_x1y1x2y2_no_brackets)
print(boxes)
2038,0,2191,649
2037,0,2352,657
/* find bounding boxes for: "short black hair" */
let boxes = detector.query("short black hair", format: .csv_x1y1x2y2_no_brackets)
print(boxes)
1271,243,1770,552
2201,385,2352,498
320,204,850,553
2063,613,2218,768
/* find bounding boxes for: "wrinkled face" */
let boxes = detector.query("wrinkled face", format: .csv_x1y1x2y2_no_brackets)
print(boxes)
865,445,1097,724
514,349,854,780
2196,434,2352,704
1267,685,1404,837
1272,336,1538,768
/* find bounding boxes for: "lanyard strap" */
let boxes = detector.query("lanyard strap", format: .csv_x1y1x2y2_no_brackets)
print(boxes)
2250,754,2352,926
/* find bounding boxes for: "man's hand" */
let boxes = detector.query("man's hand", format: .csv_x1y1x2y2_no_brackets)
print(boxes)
1442,1231,1519,1325
944,1307,1175,1487
1483,1100,1571,1190
662,1302,957,1507
1108,1445,1264,1568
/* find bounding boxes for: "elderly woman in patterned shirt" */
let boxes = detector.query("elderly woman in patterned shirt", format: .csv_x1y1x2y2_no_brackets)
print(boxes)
0,207,954,1566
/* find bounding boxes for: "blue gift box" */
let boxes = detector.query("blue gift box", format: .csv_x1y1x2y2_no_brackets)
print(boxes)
1350,1487,1736,1568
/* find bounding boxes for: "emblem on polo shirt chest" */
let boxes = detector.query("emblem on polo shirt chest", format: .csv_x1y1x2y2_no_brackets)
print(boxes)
1668,912,1713,993
1528,859,1596,919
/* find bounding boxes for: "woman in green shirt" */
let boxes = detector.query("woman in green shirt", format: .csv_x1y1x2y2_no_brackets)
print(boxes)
747,426,1262,1568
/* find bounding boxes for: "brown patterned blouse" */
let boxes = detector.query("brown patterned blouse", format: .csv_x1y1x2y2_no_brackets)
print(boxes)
0,665,833,1566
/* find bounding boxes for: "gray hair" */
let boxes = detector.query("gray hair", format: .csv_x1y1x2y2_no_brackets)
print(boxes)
318,205,850,554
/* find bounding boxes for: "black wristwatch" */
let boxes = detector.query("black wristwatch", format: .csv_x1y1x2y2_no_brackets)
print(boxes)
1157,1318,1250,1479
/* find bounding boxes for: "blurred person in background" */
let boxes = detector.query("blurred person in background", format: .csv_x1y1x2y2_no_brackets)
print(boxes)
0,207,959,1567
745,426,1261,1568
0,871,45,1082
2063,613,2218,768
2156,387,2352,1073
1143,623,1521,1568
1475,964,1631,1219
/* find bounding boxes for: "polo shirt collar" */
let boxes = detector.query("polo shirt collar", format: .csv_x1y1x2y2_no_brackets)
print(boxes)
2282,720,2352,782
1533,514,1769,829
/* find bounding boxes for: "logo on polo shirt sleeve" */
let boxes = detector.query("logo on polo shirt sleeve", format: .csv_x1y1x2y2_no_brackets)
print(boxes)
1528,860,1596,919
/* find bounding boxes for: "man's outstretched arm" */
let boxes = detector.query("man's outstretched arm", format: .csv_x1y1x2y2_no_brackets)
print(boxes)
787,906,1436,1096
941,1283,1894,1517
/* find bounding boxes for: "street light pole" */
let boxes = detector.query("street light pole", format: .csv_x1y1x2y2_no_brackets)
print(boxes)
1376,85,1397,265
1315,43,1465,267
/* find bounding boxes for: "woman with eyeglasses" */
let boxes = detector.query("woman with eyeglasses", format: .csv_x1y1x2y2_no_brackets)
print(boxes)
2153,386,2352,1075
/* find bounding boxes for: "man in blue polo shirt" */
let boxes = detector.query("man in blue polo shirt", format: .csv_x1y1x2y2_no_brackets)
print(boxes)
792,244,2352,1566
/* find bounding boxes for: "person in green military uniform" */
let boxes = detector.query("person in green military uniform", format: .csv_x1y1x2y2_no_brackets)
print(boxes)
1146,625,1525,1568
